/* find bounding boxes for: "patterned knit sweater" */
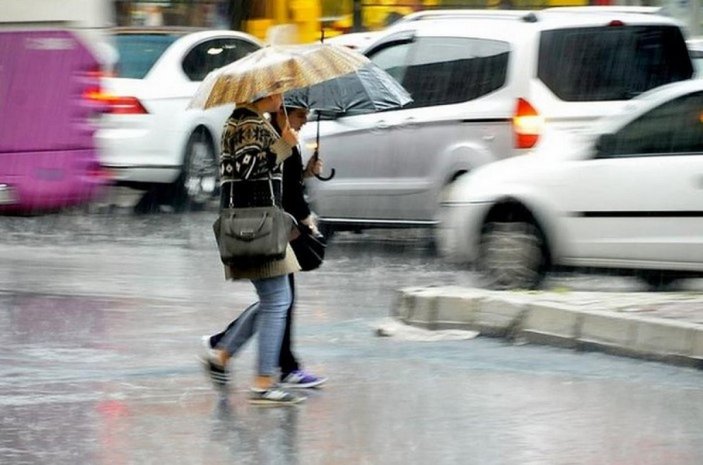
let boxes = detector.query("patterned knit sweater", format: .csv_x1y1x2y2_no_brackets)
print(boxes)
219,106,300,281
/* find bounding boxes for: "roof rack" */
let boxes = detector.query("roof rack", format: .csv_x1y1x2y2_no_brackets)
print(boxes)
398,9,539,23
542,6,664,15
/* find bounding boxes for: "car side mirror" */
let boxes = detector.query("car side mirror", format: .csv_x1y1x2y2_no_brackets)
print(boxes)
595,133,616,157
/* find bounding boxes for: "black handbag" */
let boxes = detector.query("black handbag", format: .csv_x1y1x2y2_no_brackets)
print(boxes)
290,223,326,271
214,177,295,267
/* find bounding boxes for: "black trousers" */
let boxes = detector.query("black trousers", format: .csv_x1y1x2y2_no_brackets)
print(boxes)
210,274,300,376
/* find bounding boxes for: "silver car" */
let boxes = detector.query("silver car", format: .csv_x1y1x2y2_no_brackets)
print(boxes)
300,9,693,234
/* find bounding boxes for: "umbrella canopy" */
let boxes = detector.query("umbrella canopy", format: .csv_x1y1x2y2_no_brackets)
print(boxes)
188,43,370,109
283,62,412,115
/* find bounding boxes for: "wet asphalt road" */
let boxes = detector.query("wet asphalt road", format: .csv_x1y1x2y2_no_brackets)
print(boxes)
1,209,702,465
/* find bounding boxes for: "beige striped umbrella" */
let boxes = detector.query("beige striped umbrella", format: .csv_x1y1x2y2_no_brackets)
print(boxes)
188,43,371,110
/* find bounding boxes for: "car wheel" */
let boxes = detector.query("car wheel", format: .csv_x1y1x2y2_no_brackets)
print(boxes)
176,128,218,210
477,221,547,290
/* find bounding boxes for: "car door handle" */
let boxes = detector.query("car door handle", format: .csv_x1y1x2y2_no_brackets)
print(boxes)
403,117,418,128
371,120,389,133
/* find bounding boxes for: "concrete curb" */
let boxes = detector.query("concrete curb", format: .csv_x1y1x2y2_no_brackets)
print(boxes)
393,286,703,369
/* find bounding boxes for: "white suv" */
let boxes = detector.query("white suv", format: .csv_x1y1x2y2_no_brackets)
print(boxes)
300,9,693,233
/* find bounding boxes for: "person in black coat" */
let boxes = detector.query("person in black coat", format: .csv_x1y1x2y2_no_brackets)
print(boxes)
205,104,327,389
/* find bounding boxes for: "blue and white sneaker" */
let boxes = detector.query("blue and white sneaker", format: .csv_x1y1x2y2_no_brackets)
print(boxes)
280,370,327,389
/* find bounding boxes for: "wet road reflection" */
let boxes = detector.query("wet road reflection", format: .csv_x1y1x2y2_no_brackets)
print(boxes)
1,211,702,465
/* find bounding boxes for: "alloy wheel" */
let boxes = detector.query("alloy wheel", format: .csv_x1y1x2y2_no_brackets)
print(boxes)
184,129,217,206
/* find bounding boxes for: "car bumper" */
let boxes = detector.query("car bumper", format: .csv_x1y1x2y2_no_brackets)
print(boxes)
100,165,181,185
95,124,182,185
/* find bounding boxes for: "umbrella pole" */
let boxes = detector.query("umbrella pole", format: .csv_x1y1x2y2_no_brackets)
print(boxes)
315,111,320,156
282,99,289,127
316,27,323,162
313,111,335,181
311,26,335,181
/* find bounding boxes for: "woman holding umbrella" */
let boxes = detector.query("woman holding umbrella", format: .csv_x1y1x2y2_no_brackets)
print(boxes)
204,103,328,396
190,41,407,405
203,89,306,405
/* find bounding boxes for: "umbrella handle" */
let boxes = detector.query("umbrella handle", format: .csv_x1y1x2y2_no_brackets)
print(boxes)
311,149,335,181
315,168,335,181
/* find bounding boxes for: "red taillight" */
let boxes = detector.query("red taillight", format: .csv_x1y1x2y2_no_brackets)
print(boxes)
81,67,110,114
513,98,543,149
108,95,148,115
608,20,625,27
84,91,148,115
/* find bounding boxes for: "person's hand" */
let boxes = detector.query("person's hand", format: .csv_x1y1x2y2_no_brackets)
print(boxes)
304,157,323,178
301,215,320,236
282,121,298,146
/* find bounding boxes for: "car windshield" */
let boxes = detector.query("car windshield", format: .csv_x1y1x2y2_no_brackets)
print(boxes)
538,25,693,101
114,33,180,79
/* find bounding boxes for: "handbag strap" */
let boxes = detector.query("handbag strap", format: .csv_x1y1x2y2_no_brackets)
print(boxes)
267,172,275,207
226,176,279,208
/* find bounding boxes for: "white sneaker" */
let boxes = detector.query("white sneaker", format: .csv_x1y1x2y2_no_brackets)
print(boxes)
249,387,306,405
201,335,218,358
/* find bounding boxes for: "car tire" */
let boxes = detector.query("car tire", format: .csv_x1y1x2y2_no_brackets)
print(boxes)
175,128,218,211
477,221,547,290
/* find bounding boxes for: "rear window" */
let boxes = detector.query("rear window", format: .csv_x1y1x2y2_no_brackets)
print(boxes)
538,25,693,101
114,34,179,79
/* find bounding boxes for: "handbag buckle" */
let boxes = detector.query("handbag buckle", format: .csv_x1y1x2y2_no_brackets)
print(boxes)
240,230,255,239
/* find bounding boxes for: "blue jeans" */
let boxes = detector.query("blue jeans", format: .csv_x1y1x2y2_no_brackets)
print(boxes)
218,274,292,377
210,274,300,377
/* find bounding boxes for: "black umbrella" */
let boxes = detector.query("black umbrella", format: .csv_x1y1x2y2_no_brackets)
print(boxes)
284,62,412,115
284,62,412,180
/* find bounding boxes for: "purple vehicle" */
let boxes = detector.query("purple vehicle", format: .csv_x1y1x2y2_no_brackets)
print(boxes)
0,29,109,213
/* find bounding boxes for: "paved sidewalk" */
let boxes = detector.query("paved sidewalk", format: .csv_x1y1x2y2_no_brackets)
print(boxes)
393,286,703,369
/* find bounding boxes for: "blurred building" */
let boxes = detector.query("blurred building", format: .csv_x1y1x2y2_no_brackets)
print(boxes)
114,1,229,28
112,0,702,41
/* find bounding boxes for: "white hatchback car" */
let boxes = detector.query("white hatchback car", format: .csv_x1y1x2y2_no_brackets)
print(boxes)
300,9,693,234
437,79,703,289
96,28,262,208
